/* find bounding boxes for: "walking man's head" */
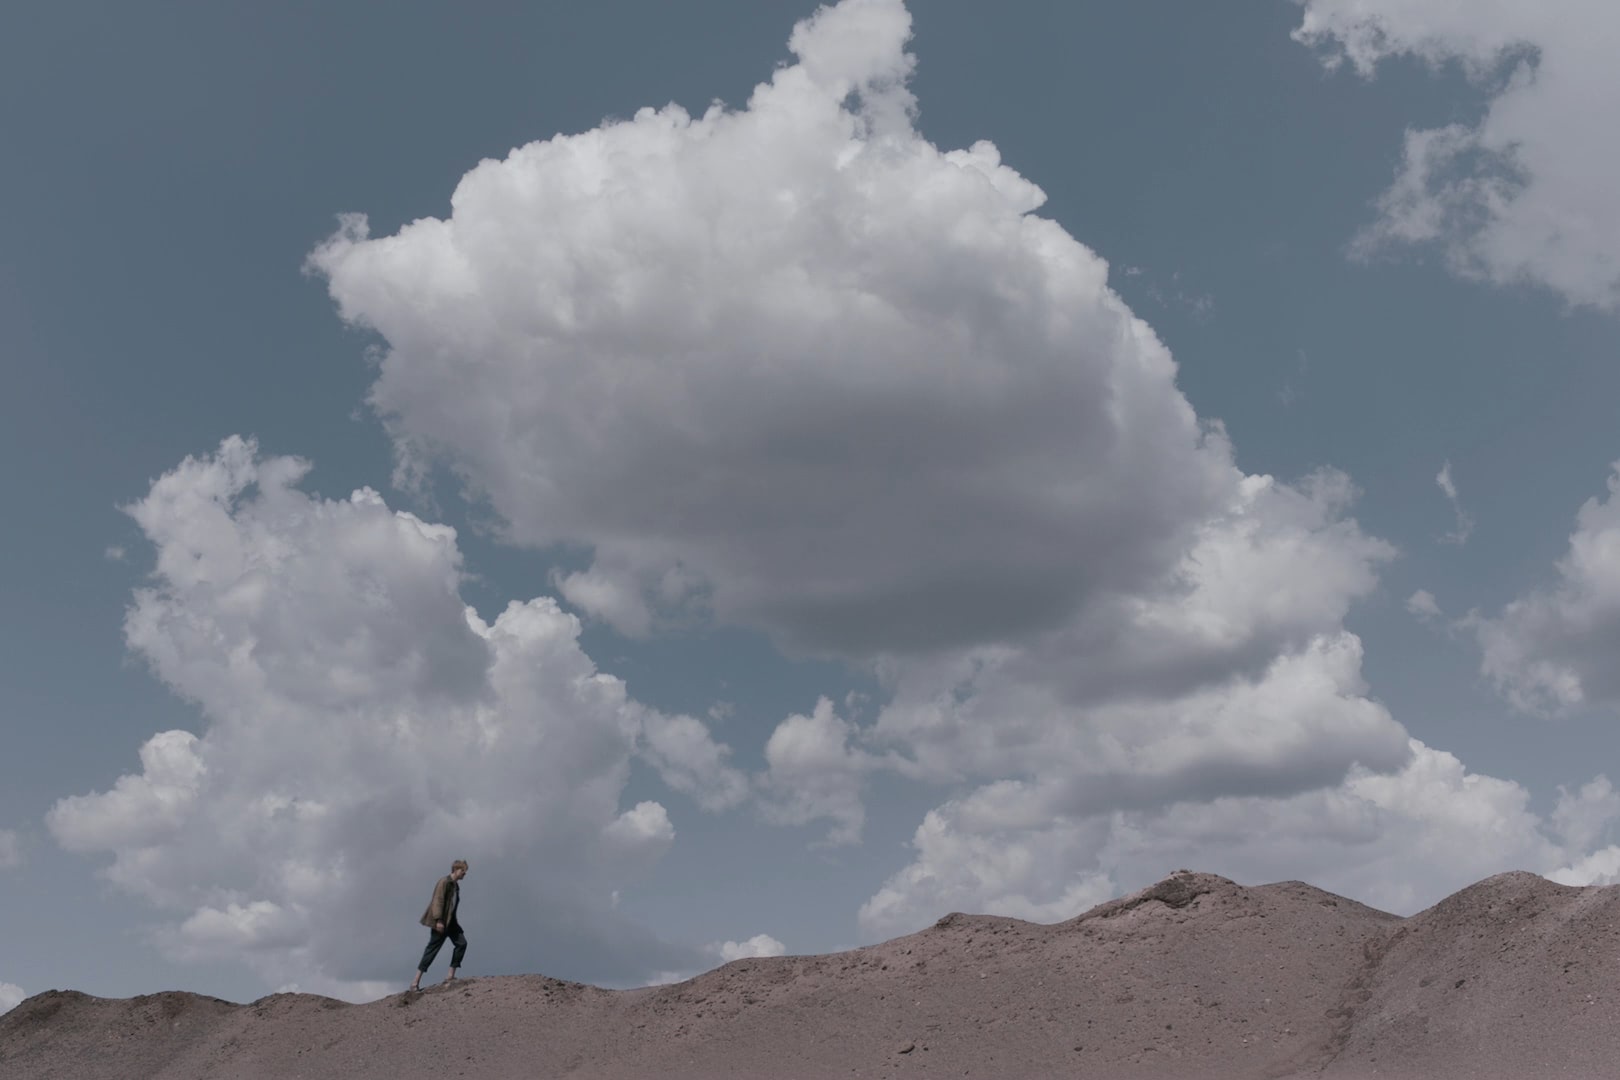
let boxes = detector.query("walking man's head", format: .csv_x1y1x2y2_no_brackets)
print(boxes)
451,859,469,881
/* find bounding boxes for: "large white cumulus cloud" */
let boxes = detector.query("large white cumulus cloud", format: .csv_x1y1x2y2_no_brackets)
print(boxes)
308,0,1236,658
49,438,745,996
299,0,1533,927
1295,0,1620,310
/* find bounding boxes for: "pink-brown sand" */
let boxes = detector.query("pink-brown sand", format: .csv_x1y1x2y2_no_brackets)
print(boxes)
6,870,1620,1078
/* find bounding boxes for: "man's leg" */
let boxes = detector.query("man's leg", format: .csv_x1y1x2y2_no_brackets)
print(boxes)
411,929,448,989
445,927,467,982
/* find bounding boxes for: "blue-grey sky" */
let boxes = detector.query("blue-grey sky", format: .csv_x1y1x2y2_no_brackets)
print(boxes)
4,0,1618,1009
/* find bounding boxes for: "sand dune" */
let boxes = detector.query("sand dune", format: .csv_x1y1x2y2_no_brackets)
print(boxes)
5,870,1618,1078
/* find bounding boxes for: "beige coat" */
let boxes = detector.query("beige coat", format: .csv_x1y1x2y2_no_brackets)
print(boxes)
420,875,459,928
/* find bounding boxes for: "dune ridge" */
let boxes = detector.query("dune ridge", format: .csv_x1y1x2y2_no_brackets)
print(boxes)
6,870,1619,1078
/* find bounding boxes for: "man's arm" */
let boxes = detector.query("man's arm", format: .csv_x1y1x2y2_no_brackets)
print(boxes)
428,877,450,926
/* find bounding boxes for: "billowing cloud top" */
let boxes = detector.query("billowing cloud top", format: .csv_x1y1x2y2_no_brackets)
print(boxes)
301,0,1434,923
308,0,1238,657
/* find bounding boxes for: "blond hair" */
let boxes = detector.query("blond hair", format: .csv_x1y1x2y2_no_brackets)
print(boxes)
451,859,469,873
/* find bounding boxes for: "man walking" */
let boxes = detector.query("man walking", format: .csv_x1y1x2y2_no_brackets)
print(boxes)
409,859,468,990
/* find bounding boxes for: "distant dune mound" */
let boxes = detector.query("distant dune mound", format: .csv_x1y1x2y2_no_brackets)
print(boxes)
5,869,1618,1079
1316,871,1620,1078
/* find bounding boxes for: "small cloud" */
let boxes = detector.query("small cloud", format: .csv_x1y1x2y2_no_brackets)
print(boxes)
0,981,23,1014
104,545,126,562
0,829,18,869
605,801,676,850
759,698,869,846
713,933,787,962
1406,589,1443,621
554,563,653,637
643,970,692,987
1435,463,1459,502
1469,463,1620,715
1436,462,1474,545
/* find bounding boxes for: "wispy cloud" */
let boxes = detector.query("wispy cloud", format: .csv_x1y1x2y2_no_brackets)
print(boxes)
1436,462,1474,545
1296,0,1620,310
1124,265,1215,321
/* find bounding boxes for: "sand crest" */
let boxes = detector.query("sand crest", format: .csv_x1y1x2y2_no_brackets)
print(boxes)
5,870,1616,1079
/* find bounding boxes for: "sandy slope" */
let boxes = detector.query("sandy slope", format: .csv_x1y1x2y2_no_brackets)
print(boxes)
1317,871,1620,1079
4,870,1617,1079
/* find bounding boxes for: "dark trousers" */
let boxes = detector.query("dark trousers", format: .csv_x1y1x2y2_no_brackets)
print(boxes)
417,923,467,973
